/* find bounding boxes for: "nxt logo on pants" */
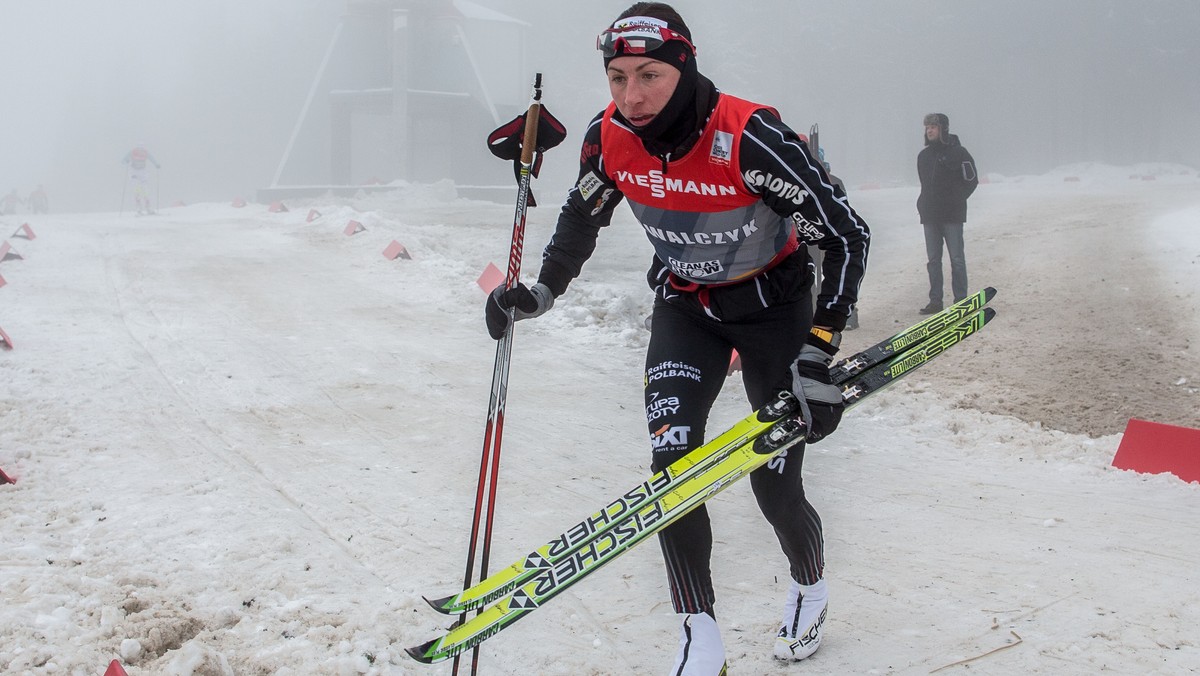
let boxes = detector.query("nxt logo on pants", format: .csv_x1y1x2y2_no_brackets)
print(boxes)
651,424,690,452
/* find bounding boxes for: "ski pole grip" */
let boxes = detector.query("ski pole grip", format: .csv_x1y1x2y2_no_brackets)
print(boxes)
520,73,543,166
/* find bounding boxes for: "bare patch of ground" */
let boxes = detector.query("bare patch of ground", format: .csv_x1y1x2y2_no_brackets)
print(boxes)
848,181,1200,437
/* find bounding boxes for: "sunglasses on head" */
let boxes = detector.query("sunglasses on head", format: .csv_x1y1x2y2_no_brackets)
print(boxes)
596,24,695,58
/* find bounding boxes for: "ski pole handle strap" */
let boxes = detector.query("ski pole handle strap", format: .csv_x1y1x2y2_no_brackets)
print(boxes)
485,106,567,163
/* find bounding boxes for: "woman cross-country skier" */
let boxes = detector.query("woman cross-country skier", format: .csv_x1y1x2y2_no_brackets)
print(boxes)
484,3,870,672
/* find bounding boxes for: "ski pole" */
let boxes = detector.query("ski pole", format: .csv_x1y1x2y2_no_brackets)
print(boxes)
455,73,543,676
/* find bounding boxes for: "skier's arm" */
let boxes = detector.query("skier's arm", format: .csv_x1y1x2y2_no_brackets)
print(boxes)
740,110,870,330
536,113,625,298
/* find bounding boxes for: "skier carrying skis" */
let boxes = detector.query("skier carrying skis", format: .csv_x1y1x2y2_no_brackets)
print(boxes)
122,143,161,215
484,3,869,672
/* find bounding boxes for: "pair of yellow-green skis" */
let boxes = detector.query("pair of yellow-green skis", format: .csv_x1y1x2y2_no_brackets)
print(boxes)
408,288,998,664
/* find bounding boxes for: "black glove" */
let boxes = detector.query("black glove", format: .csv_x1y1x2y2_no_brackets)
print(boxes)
787,336,845,443
485,282,555,340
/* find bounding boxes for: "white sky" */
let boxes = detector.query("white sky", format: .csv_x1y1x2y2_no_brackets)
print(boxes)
2,1,1198,211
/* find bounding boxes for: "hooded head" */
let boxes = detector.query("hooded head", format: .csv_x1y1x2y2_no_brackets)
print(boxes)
923,113,950,145
600,4,694,70
599,3,699,148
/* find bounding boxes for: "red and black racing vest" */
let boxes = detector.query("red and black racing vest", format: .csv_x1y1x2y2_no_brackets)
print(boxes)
600,94,796,285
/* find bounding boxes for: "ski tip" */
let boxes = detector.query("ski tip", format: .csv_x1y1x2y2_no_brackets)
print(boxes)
424,594,455,614
404,639,440,664
960,286,996,305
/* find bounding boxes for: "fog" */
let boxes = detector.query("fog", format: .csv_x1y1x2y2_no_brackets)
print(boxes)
1,0,343,211
3,0,1197,212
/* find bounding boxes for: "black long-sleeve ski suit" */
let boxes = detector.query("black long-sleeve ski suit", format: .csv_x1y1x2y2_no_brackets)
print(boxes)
535,89,870,615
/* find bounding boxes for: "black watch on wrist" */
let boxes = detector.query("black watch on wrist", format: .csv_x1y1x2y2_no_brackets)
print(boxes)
809,326,841,349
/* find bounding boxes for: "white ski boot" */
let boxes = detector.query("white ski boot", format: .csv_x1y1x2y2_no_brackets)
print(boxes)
669,612,727,675
773,577,828,661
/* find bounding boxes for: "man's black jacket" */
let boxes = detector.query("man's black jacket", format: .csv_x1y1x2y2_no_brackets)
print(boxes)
917,134,978,224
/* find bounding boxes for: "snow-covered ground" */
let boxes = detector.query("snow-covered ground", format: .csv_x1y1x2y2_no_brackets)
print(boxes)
1,164,1198,675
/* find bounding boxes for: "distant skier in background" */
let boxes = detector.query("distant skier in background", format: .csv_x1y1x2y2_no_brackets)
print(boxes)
123,143,161,215
27,185,49,214
1,188,24,215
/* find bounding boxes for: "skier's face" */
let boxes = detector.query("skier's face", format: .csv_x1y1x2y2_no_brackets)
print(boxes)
925,124,941,142
606,56,680,128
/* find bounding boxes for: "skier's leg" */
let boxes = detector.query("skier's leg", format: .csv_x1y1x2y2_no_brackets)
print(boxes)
734,298,824,585
647,297,732,674
645,297,731,616
131,174,143,213
736,296,829,660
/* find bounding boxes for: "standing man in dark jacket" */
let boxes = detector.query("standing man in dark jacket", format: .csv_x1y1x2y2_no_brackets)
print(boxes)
916,112,977,314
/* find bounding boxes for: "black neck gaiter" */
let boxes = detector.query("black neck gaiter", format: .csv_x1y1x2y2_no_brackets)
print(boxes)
611,60,712,161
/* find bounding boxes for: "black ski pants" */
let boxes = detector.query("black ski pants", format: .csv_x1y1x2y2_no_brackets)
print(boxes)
644,292,825,616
